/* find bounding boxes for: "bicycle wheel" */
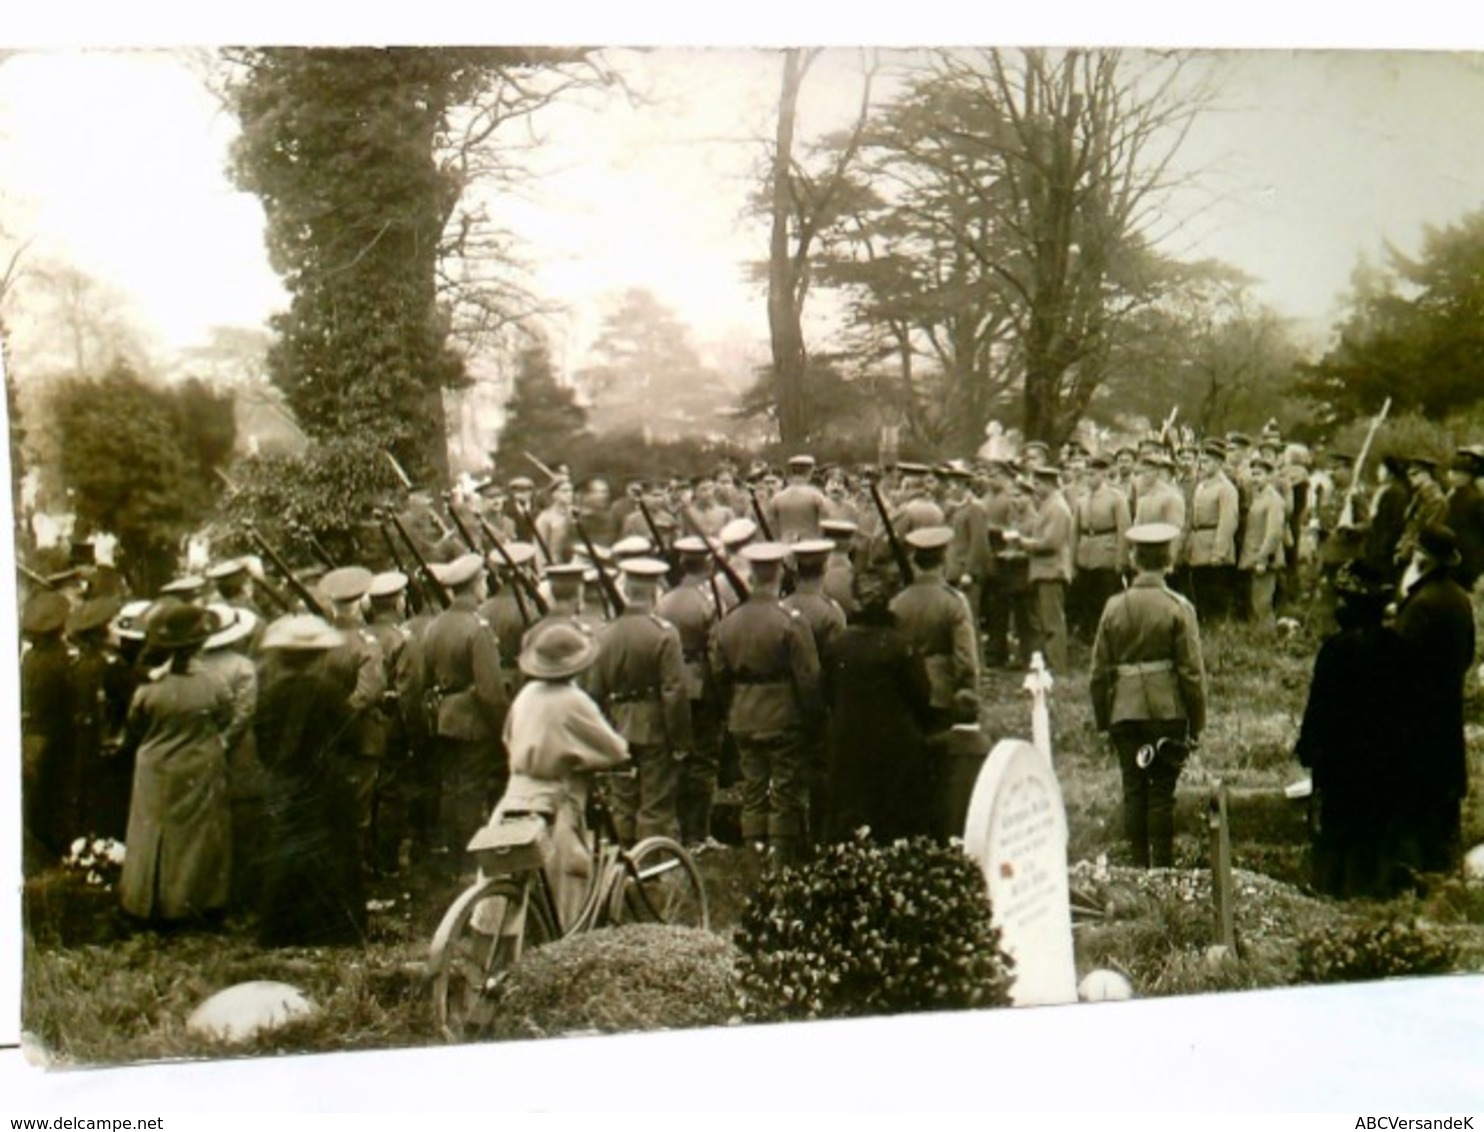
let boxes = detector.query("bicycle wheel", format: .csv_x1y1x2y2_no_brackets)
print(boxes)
428,875,556,1041
607,837,709,929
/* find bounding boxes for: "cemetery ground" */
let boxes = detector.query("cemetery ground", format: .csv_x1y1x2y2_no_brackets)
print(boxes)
20,606,1484,1065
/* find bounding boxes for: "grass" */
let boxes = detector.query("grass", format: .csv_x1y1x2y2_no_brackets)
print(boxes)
20,592,1484,1064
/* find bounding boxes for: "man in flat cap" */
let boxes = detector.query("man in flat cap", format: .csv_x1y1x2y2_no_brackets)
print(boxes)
1090,522,1207,868
421,552,509,856
711,542,822,866
586,558,692,844
890,527,981,727
1018,467,1075,672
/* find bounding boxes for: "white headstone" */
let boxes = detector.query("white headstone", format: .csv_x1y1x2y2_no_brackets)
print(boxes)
963,738,1078,1007
186,981,318,1043
1022,653,1054,767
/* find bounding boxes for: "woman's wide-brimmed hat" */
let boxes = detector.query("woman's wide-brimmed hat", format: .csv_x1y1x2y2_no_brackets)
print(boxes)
518,619,599,681
203,603,258,651
146,602,220,651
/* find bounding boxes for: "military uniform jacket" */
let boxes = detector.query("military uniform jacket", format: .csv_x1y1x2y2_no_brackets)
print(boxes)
656,578,720,703
1089,575,1207,734
1238,485,1286,570
479,590,531,673
783,584,847,659
1023,492,1075,583
947,496,993,582
1186,474,1240,567
889,573,980,711
1075,484,1131,572
585,608,693,750
891,496,947,537
767,482,829,542
823,551,856,614
534,505,575,566
710,593,822,736
367,616,424,738
1134,480,1187,536
1398,478,1450,564
422,595,508,742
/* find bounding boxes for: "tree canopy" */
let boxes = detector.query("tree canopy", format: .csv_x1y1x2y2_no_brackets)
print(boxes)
495,341,590,470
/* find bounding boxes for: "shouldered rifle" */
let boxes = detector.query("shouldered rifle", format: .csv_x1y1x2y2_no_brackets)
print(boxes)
478,514,550,617
18,563,55,591
442,493,484,558
290,521,337,571
381,508,451,610
746,482,776,541
377,516,429,614
678,502,750,603
243,521,330,619
868,478,914,585
1340,396,1392,528
572,512,624,618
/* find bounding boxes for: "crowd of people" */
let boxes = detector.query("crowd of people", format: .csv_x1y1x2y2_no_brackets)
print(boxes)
16,423,1482,944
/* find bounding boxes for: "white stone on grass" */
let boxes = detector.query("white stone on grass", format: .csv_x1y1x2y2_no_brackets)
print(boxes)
186,981,318,1044
1078,969,1134,1002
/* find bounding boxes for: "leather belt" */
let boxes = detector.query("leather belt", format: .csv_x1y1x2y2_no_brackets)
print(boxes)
1116,661,1174,676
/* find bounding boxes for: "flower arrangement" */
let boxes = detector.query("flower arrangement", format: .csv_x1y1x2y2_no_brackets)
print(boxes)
62,836,127,890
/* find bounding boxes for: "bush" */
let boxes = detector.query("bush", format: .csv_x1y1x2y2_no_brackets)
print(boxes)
1295,913,1459,984
733,835,1015,1022
483,924,741,1040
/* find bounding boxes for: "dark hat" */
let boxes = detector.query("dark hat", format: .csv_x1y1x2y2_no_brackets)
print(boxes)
984,459,1015,477
1417,525,1462,567
67,595,124,637
519,620,599,680
1138,451,1173,470
904,526,953,551
1226,432,1252,447
320,566,374,604
22,591,70,636
1113,445,1136,459
1332,559,1393,601
1032,466,1062,482
1450,451,1482,473
1201,440,1229,459
1406,453,1440,471
1022,440,1050,456
1087,454,1112,470
1250,457,1276,473
146,603,219,651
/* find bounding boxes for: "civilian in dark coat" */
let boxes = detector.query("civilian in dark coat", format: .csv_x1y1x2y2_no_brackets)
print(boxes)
254,615,365,948
1391,525,1476,877
1294,561,1410,898
1362,456,1411,584
822,568,935,842
21,591,75,873
1444,450,1484,590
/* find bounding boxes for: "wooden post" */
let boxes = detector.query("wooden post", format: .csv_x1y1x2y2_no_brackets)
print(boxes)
1208,781,1236,951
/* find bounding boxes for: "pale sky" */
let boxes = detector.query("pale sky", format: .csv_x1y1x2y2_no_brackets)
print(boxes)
8,44,1484,373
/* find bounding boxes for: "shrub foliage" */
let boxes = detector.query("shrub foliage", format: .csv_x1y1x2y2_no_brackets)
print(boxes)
1295,914,1459,985
734,834,1015,1022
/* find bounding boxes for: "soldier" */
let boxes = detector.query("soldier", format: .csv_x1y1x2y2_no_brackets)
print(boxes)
717,517,759,610
1131,451,1187,565
945,467,992,630
207,559,263,620
981,461,1033,669
785,539,848,847
421,552,509,855
889,527,981,730
658,537,725,848
889,465,947,537
534,476,577,568
821,518,860,615
1238,457,1288,625
1396,455,1450,570
318,566,389,873
711,541,822,866
505,475,543,547
1072,455,1131,639
1090,522,1207,868
689,473,735,539
1184,442,1241,622
586,557,693,844
766,454,830,543
474,479,518,544
822,468,861,526
480,542,540,685
574,476,619,549
21,590,76,873
1019,466,1075,673
364,571,424,875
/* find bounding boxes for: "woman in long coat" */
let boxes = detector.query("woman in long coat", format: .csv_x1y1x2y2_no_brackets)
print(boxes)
118,603,235,924
253,615,364,947
822,567,934,843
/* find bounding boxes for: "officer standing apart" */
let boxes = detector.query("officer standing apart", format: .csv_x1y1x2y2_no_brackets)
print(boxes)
585,557,693,844
711,542,822,866
1090,523,1208,868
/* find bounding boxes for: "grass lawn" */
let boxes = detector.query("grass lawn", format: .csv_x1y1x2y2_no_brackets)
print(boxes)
21,603,1484,1065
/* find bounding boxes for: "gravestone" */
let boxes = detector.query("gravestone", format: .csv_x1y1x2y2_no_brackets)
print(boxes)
962,738,1078,1006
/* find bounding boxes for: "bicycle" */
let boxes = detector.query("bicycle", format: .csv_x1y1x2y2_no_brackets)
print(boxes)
426,774,710,1040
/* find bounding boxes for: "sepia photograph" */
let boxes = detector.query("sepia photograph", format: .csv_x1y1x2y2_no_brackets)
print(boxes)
5,8,1484,1111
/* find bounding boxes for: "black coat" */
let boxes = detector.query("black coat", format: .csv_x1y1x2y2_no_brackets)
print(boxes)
1393,568,1475,803
1363,481,1410,580
1446,481,1484,589
22,637,75,862
822,609,935,842
1295,623,1408,799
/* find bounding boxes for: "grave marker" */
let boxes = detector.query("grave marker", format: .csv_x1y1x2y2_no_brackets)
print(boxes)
962,738,1078,1006
1209,781,1236,951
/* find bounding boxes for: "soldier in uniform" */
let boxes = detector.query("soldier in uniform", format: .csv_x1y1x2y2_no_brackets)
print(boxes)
479,542,540,687
888,465,947,538
711,541,822,866
658,537,725,847
364,571,424,875
1131,451,1187,567
207,558,263,621
1071,455,1130,640
766,454,829,543
1238,457,1288,625
889,527,981,731
1019,466,1075,672
689,473,735,539
585,557,693,844
785,539,848,848
534,476,577,568
945,466,992,633
318,566,389,873
979,460,1026,667
421,552,509,855
1396,455,1450,570
505,475,543,548
1184,442,1241,622
821,518,859,615
526,562,594,644
717,517,759,610
1090,522,1207,868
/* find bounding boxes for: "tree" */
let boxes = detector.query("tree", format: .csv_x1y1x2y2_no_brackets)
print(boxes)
1301,211,1484,429
223,47,600,486
495,342,590,469
574,288,733,439
48,363,234,591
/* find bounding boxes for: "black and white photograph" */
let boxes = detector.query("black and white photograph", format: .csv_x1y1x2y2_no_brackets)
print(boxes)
4,10,1484,1111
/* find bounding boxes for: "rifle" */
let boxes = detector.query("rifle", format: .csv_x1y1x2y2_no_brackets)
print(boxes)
464,501,534,628
290,521,337,571
524,449,566,486
1340,396,1392,528
18,563,55,591
243,521,330,619
867,478,914,585
746,483,776,541
377,516,428,614
442,493,484,559
572,512,624,619
677,502,750,603
477,514,550,617
380,508,451,610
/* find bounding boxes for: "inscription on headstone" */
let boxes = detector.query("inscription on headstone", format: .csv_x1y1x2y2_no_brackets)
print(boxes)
963,738,1078,1006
